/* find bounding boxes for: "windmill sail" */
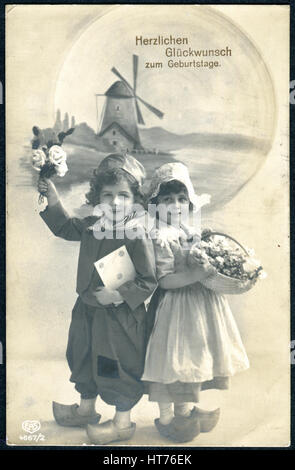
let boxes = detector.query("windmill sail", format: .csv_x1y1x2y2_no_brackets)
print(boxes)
95,55,164,150
133,54,138,95
135,100,145,125
111,56,164,123
97,96,106,134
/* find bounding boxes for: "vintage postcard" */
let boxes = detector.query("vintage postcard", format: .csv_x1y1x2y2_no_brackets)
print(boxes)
6,4,290,447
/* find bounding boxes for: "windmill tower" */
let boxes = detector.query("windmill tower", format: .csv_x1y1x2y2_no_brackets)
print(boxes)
95,55,164,151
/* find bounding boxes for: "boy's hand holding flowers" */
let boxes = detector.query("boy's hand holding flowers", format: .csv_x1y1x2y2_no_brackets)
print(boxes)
37,178,59,206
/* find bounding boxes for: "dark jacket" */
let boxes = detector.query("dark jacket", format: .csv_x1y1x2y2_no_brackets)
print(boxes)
40,201,157,311
40,200,157,408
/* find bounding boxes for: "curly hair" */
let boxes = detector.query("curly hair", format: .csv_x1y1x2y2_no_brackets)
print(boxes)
149,179,193,211
85,167,144,206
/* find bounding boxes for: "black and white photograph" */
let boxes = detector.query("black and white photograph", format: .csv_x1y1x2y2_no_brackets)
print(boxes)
6,4,290,447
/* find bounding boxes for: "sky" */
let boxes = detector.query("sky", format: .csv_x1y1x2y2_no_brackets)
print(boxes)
54,5,275,140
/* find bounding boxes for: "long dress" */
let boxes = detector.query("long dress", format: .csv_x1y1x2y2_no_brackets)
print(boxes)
141,224,249,403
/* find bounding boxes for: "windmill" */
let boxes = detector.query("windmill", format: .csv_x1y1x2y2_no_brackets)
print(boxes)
95,55,164,151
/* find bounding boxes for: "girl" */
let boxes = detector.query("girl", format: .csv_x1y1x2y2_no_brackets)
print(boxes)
141,162,251,443
38,153,157,445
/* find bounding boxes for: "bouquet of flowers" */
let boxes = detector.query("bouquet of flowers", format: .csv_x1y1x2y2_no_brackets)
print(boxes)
31,126,74,203
188,231,267,294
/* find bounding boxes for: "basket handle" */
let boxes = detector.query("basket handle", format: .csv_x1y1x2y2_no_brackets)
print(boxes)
202,231,249,256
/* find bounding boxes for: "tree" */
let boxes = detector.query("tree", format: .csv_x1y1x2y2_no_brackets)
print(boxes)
63,112,69,132
53,109,62,133
71,115,76,128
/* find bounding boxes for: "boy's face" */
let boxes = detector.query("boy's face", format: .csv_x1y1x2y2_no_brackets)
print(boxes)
100,180,135,223
157,191,190,226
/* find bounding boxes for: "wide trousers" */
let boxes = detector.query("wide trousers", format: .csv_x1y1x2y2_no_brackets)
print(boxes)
66,297,149,411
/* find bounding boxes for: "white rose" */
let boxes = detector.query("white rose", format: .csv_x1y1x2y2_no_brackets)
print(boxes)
243,257,262,273
48,145,67,165
258,270,267,280
55,160,68,177
32,149,46,172
245,247,255,257
220,238,230,248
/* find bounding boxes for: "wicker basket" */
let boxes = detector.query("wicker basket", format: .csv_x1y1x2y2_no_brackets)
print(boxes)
199,232,256,295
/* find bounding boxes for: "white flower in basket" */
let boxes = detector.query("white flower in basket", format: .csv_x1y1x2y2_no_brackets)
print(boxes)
243,257,261,273
189,231,266,295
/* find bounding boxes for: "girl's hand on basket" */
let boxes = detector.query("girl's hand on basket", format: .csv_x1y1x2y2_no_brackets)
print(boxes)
191,261,217,282
94,287,123,306
188,246,208,266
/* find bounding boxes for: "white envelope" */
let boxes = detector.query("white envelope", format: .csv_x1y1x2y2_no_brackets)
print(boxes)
94,245,136,290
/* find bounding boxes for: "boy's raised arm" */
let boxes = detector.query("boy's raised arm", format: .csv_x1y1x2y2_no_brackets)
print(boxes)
39,178,84,241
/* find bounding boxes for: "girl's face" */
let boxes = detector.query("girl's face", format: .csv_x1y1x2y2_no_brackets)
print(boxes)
100,180,135,223
157,191,190,226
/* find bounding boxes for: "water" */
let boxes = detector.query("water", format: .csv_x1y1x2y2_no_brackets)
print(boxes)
21,139,266,213
171,146,264,209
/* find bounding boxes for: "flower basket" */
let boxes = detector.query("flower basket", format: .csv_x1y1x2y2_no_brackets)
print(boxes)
190,231,266,295
201,271,254,295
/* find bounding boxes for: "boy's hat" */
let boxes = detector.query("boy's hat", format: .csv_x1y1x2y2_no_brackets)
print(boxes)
147,162,198,206
97,153,146,185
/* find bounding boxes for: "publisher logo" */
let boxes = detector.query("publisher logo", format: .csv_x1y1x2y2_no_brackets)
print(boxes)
20,420,45,442
22,420,41,434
